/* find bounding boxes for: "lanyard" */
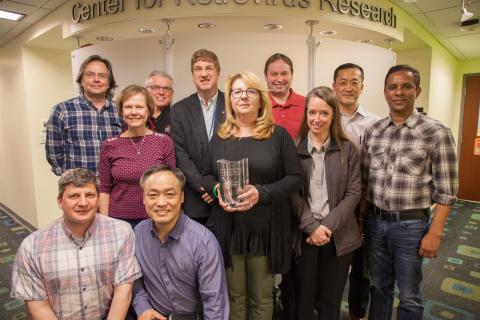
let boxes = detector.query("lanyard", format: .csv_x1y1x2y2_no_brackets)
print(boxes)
207,103,217,140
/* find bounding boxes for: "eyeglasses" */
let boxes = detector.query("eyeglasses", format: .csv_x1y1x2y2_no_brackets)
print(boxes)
231,88,259,99
336,80,362,89
84,72,109,81
147,85,173,93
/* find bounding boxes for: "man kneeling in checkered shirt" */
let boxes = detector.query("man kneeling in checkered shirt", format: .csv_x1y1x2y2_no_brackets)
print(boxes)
11,168,142,320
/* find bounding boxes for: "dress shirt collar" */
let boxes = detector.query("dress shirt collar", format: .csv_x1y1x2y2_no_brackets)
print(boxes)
341,104,368,119
198,91,219,111
307,132,330,154
270,89,302,108
148,212,187,242
61,214,98,244
79,94,112,111
386,109,421,129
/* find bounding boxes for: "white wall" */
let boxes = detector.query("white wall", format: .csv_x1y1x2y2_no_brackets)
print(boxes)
71,39,166,97
0,45,38,226
316,38,396,117
72,33,395,115
22,47,73,227
397,47,432,113
429,50,459,130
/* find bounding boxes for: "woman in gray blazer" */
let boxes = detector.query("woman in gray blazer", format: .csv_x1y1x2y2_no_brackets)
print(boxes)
290,86,362,320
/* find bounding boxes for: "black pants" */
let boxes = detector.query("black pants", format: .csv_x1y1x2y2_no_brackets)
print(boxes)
348,244,371,318
190,216,209,226
278,257,297,319
295,240,353,320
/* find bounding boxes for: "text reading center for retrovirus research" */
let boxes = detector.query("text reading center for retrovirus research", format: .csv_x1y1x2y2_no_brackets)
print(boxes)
72,0,397,28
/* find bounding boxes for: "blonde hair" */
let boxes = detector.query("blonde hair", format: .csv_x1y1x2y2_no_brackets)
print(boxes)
218,71,275,140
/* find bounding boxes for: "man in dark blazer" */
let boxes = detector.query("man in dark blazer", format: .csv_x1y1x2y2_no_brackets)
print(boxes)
171,49,225,225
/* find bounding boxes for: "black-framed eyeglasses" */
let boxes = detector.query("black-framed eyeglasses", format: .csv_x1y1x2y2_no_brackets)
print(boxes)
147,85,173,93
231,88,259,99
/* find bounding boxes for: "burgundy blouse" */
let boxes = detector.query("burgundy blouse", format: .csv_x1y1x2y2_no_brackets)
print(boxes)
99,133,175,220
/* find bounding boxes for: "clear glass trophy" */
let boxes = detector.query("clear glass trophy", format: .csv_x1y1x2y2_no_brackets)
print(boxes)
217,158,249,208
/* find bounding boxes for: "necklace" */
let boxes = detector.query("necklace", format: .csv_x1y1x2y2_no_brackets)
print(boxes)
130,136,147,155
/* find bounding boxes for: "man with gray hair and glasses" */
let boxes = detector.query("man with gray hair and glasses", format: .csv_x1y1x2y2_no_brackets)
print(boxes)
145,70,174,135
11,168,142,320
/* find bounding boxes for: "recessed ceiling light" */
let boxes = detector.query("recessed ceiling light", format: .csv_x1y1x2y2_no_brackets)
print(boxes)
198,22,216,29
319,30,337,36
403,0,418,3
264,23,282,31
0,9,25,22
96,36,113,41
139,27,156,33
357,39,373,44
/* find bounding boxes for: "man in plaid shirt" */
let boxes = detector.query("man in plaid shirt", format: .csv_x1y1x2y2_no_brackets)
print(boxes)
362,65,458,320
11,168,142,319
46,55,123,176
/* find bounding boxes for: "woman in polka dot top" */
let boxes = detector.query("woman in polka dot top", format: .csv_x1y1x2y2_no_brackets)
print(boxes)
98,85,176,229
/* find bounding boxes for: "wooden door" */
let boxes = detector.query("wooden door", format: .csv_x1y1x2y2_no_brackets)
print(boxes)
458,76,480,201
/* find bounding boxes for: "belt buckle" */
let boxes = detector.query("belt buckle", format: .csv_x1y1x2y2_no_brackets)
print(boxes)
391,211,401,221
381,209,400,221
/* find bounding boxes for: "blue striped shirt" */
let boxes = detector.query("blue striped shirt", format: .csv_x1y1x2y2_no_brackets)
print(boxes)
45,95,123,175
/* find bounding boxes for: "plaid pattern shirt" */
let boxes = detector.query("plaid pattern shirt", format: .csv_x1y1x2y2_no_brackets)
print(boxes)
11,214,142,320
46,95,123,175
362,110,458,211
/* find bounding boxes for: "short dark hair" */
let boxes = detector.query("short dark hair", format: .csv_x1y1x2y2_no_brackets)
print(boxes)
58,168,99,197
140,164,186,190
384,64,420,87
264,53,294,75
333,63,364,82
190,49,220,73
76,54,117,99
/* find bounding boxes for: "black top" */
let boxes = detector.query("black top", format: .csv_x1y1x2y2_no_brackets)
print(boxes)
210,137,276,256
203,126,303,273
150,105,171,135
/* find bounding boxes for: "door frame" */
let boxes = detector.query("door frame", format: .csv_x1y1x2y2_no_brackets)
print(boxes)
457,73,480,200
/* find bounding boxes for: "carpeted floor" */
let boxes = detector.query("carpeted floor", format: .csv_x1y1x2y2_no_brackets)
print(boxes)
1,200,479,319
414,200,480,320
0,204,34,320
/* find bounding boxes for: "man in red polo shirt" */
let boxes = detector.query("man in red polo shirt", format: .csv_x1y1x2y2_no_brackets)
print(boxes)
264,53,305,140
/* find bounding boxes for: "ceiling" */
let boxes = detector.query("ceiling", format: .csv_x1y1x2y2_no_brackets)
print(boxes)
1,0,479,60
0,0,68,47
391,0,480,60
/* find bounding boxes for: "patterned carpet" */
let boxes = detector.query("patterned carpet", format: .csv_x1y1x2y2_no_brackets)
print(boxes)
1,200,479,320
0,204,33,320
417,200,480,320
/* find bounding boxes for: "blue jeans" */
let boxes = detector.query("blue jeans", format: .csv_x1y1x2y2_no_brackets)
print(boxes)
365,216,429,320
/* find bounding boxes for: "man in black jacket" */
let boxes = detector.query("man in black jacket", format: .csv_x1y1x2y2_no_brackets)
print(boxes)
170,49,225,225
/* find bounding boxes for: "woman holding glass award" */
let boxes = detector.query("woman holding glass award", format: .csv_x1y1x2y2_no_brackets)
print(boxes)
290,86,361,319
203,71,303,320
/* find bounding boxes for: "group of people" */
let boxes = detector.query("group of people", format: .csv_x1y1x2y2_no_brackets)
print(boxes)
10,48,458,320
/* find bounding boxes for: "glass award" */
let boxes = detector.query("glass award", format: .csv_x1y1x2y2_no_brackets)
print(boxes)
217,158,249,208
